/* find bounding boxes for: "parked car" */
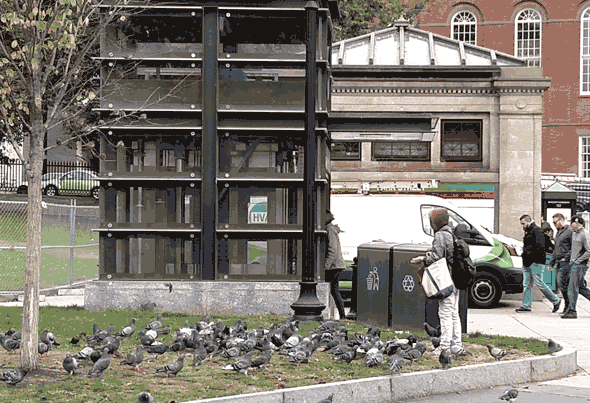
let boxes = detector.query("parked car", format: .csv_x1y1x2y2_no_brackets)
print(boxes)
17,170,100,199
331,194,524,309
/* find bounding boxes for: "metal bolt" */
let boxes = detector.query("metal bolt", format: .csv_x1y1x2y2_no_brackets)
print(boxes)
190,224,195,228
191,53,196,58
107,274,112,279
108,131,113,135
107,233,112,237
191,63,196,68
224,274,228,279
190,234,194,239
191,11,196,16
224,183,229,188
108,223,113,228
190,173,195,178
190,275,194,279
190,131,195,136
225,132,229,137
191,104,196,109
224,234,228,238
108,52,113,57
224,173,230,178
108,103,113,108
225,105,230,109
108,172,113,177
226,54,231,58
190,182,195,187
108,62,113,67
226,12,230,17
108,182,112,186
225,63,230,68
224,224,229,228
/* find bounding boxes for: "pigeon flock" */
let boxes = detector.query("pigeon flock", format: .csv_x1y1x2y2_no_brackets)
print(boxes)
0,317,556,402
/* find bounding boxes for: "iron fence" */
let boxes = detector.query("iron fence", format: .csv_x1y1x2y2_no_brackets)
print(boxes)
0,199,100,293
0,160,99,198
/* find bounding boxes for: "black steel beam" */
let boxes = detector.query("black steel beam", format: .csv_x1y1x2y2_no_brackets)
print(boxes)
202,7,218,281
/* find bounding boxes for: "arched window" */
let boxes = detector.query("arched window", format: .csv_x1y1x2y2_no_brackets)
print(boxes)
581,8,590,94
515,9,542,67
451,11,477,45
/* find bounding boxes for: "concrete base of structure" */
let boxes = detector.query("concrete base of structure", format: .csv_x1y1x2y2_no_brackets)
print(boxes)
85,280,332,317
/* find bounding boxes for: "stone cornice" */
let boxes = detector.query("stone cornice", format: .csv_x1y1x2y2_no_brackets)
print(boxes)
331,86,547,94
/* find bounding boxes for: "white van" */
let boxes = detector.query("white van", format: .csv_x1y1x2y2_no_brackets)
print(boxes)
330,194,524,308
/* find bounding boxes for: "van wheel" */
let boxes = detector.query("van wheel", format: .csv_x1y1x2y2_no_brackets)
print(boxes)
469,273,502,308
45,185,58,197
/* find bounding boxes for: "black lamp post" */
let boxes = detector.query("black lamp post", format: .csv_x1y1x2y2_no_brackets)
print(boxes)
290,1,326,322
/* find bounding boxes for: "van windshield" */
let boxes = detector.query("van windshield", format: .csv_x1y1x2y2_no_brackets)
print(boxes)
421,205,474,236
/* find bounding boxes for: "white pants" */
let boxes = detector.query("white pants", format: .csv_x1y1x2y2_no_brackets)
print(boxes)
438,288,462,350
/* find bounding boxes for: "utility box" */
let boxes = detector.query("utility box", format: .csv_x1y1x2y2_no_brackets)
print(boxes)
356,241,468,333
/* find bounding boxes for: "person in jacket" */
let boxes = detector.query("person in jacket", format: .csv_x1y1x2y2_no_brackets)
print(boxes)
411,208,461,357
324,210,346,320
562,215,590,319
548,213,573,314
516,215,561,313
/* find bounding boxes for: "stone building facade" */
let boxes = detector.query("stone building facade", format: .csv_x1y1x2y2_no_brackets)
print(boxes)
329,19,550,239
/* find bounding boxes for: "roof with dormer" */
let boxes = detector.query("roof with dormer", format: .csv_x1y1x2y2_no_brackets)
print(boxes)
330,18,526,67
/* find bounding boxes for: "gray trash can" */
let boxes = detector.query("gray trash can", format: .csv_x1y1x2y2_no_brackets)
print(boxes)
356,241,468,333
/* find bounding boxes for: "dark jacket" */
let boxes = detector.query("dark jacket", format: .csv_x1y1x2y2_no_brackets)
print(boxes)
325,222,346,271
549,225,573,267
522,222,546,267
544,234,554,255
424,225,455,269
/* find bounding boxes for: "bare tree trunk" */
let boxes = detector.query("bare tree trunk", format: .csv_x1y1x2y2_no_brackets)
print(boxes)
20,91,45,370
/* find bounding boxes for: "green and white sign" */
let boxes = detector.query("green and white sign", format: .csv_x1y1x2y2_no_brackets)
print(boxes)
248,196,268,224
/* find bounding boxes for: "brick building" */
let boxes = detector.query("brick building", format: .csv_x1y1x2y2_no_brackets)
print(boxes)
416,0,589,178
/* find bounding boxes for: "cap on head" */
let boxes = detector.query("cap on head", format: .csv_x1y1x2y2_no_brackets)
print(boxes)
541,222,552,232
571,215,585,227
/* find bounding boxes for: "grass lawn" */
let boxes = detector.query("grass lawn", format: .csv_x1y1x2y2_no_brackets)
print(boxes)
0,307,556,403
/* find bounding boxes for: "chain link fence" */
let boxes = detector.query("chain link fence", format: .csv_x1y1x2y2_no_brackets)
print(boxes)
0,199,99,293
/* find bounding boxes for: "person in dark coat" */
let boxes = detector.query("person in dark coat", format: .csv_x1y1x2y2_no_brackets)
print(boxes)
548,213,573,314
515,214,561,313
325,210,346,320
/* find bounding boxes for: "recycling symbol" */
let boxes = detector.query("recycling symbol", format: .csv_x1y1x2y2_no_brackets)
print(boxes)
402,275,415,292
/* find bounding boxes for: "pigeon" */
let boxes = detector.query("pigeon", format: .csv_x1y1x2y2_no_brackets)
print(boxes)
0,333,21,353
116,319,136,338
487,344,510,361
317,394,334,403
387,352,406,375
88,348,111,378
63,353,78,375
70,332,86,345
430,336,441,349
74,346,96,361
439,348,452,370
191,340,208,367
139,330,156,347
146,329,159,341
335,345,359,364
251,349,273,370
120,345,144,371
449,344,473,358
40,330,60,346
0,368,28,385
547,339,559,354
363,347,385,367
38,341,52,356
424,322,441,338
90,349,103,364
402,342,427,364
144,314,163,331
138,392,155,403
285,347,312,364
156,325,171,336
499,388,519,402
222,352,253,375
145,344,169,360
155,354,185,377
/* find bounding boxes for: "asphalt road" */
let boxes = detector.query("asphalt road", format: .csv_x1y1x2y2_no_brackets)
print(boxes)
399,384,590,402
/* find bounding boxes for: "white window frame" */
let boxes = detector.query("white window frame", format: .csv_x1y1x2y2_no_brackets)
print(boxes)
581,8,590,95
451,11,477,45
514,9,542,67
580,136,590,178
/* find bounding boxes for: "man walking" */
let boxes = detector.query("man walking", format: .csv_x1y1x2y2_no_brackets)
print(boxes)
515,214,561,313
325,210,346,320
562,215,590,319
548,213,573,314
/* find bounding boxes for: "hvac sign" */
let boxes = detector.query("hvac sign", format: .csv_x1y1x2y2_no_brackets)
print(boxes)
248,196,268,224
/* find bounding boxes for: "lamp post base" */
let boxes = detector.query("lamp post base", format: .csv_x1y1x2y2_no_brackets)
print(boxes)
290,281,325,323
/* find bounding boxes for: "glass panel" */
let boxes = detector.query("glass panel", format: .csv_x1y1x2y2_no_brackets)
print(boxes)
218,67,305,111
372,142,430,161
219,12,305,60
218,186,303,228
441,120,482,161
101,64,202,110
101,233,200,279
103,14,203,58
218,238,302,279
219,135,304,176
101,135,201,175
331,142,361,160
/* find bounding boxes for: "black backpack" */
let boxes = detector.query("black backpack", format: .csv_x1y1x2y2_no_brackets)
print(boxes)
450,233,476,290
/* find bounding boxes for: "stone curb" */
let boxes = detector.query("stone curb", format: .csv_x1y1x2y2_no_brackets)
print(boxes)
182,346,577,403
